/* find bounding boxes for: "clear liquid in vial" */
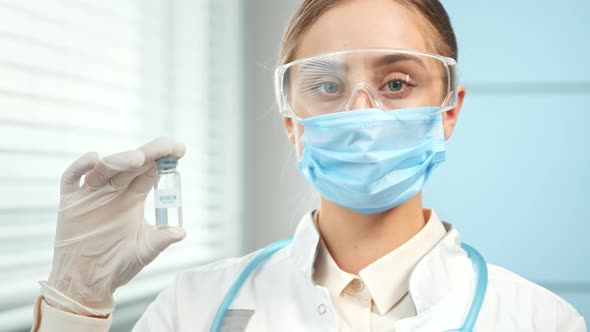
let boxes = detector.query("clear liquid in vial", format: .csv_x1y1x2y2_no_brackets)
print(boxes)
154,158,183,228
155,206,183,227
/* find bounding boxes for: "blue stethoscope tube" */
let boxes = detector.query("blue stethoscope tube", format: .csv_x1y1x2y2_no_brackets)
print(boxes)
210,239,487,332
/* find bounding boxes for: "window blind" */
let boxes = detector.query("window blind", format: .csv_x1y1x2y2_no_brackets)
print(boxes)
0,0,243,331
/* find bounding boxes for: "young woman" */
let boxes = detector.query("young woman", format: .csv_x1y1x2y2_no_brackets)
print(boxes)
32,0,586,331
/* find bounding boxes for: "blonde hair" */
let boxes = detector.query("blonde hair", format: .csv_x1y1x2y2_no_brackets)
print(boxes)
278,0,458,65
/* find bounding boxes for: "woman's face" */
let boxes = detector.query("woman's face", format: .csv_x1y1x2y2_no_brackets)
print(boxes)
283,0,465,158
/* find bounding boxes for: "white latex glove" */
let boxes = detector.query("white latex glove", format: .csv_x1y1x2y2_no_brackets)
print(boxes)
39,137,187,317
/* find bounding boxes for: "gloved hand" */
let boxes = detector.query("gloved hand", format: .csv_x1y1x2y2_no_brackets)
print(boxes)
39,137,187,317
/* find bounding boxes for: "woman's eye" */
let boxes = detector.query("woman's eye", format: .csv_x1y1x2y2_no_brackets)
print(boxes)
319,81,339,94
387,80,405,91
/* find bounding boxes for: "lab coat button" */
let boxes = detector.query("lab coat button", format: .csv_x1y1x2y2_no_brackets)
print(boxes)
317,304,326,315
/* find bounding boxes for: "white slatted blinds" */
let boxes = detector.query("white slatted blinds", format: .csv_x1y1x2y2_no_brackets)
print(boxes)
0,0,243,331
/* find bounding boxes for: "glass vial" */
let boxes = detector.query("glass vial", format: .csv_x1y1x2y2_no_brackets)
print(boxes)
154,157,183,228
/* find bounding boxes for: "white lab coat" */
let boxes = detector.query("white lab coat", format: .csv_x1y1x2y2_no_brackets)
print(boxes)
133,212,586,331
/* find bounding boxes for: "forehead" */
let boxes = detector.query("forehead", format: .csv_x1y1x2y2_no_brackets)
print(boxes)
295,0,430,60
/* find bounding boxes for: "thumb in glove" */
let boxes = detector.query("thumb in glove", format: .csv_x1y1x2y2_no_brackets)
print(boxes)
137,223,187,266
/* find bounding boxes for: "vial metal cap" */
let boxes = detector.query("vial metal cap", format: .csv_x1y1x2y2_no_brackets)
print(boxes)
155,157,178,170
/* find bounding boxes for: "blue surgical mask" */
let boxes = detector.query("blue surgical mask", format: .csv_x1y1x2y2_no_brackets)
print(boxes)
296,106,446,215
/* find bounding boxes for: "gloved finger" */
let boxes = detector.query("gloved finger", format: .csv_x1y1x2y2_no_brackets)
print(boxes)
84,150,145,189
60,152,99,195
127,137,186,194
127,164,158,194
138,224,186,265
138,136,186,165
107,138,185,190
109,162,154,190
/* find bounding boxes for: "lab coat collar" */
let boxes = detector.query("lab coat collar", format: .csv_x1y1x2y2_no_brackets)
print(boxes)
289,211,477,331
395,222,477,331
289,211,321,283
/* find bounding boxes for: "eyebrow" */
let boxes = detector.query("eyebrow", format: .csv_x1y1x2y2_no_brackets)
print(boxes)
372,54,426,68
296,53,426,75
298,57,347,74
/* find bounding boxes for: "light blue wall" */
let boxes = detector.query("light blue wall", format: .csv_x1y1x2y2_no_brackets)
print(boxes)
424,0,590,321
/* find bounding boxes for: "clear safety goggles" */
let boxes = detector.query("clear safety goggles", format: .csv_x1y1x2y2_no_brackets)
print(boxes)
274,49,459,119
